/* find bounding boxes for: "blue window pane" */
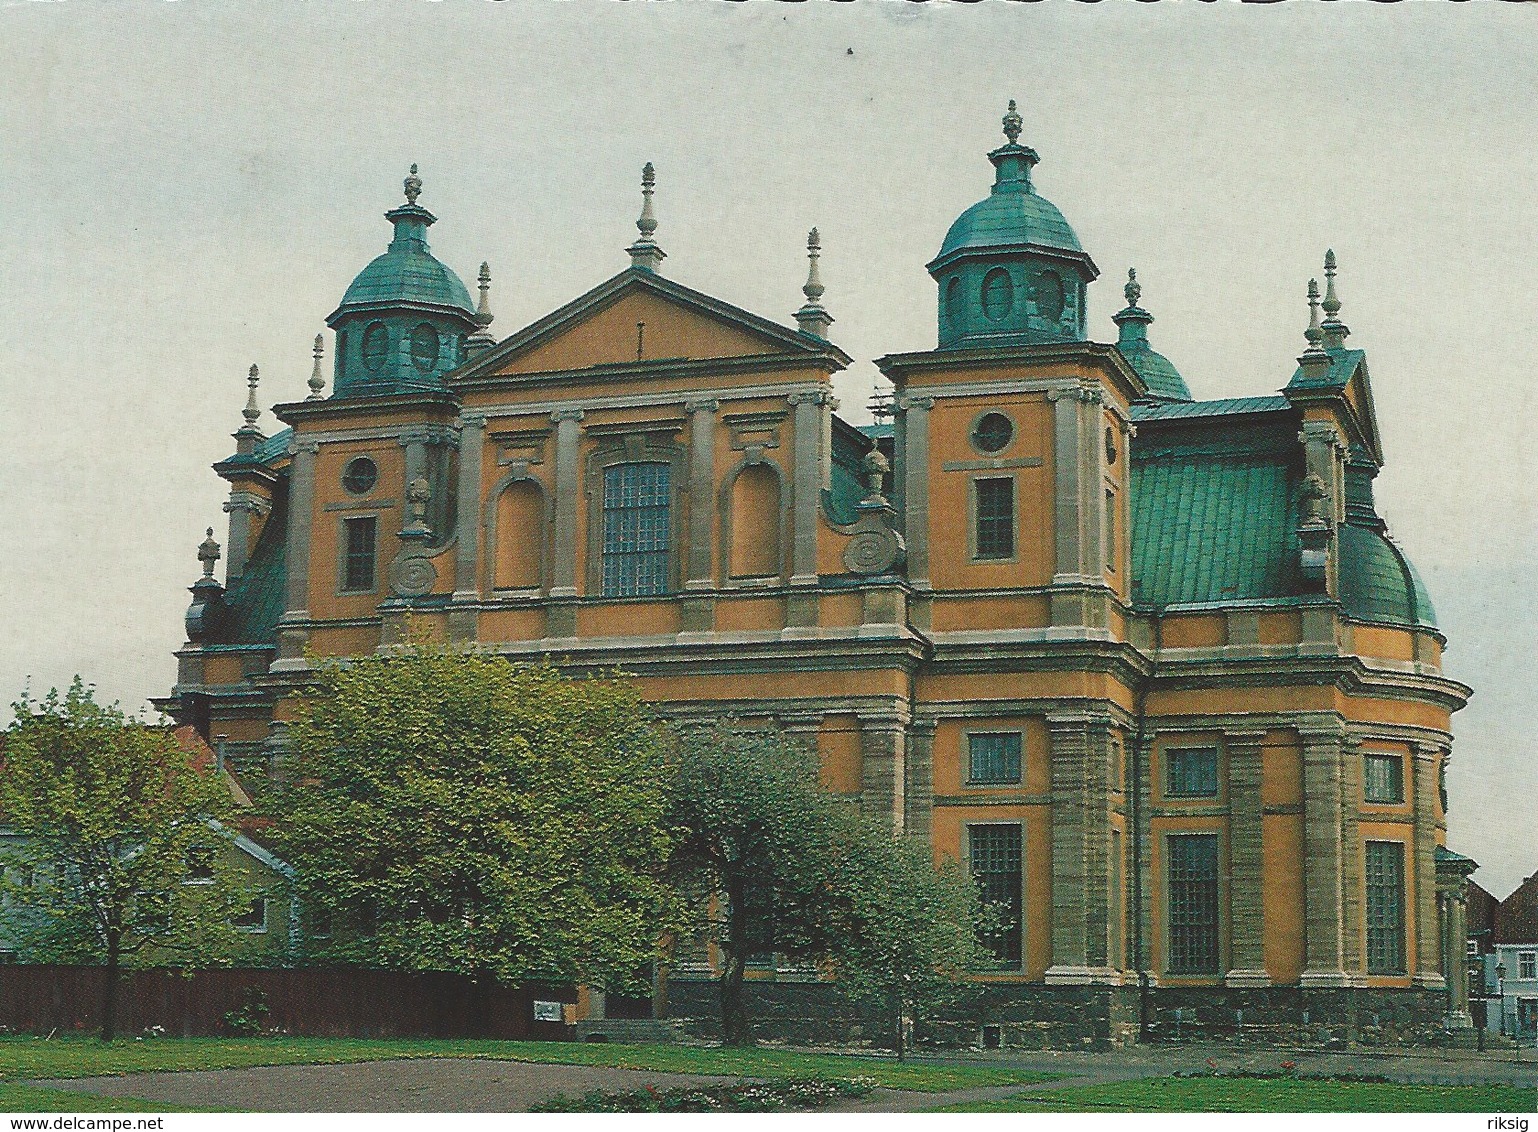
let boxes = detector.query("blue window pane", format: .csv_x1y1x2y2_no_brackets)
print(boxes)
1166,747,1219,798
968,733,1022,785
1366,841,1405,974
970,824,1022,966
1167,833,1220,974
602,463,671,597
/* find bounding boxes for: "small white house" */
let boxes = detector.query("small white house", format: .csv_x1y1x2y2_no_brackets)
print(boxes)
1477,944,1538,1039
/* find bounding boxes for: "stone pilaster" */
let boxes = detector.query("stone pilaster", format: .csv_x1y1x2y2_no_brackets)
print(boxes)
549,408,584,601
1412,743,1446,988
905,720,936,844
1340,737,1364,979
1437,850,1475,1028
897,394,933,589
787,390,827,587
860,714,906,837
1298,421,1346,594
399,431,428,536
1048,387,1086,585
1225,729,1270,985
684,398,719,588
272,436,319,669
450,413,487,642
1300,724,1349,986
222,490,270,581
1045,712,1116,983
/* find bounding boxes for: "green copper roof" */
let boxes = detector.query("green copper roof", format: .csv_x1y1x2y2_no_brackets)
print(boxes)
1131,425,1299,606
1288,346,1365,391
825,417,874,527
336,211,474,318
1112,274,1190,402
936,189,1084,263
1338,522,1436,629
1130,396,1291,422
221,495,287,647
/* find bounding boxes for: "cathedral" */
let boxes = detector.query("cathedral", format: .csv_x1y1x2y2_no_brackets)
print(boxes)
162,103,1477,1045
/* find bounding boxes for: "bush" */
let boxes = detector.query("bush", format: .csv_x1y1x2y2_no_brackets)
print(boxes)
531,1075,878,1113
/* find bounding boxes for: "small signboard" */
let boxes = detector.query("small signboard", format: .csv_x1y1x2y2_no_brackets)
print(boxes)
533,1000,564,1023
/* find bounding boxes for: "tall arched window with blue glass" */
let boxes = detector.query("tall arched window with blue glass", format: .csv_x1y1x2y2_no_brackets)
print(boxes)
602,463,672,597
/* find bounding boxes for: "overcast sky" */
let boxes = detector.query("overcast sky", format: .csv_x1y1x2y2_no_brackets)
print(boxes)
1,2,1533,896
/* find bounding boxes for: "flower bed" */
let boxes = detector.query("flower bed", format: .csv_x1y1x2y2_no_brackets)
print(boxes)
531,1075,879,1112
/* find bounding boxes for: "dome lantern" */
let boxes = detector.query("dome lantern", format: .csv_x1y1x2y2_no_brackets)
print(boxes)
928,101,1099,350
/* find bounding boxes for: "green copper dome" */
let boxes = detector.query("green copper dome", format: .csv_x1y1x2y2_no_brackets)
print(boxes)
936,187,1084,264
1337,461,1436,629
339,241,474,315
1113,270,1192,402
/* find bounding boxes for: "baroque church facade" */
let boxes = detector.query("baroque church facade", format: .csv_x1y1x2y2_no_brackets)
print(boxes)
163,104,1477,1044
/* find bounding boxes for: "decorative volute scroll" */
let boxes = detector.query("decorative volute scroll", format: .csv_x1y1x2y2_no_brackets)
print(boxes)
842,448,906,576
391,476,441,597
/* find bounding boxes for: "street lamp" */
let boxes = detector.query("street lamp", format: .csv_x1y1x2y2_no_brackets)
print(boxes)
1495,962,1507,1037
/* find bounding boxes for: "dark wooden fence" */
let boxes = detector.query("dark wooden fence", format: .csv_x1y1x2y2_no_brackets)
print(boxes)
0,966,575,1040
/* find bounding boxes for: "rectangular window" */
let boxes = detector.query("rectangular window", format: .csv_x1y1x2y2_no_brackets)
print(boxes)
602,463,671,597
974,477,1014,560
1105,488,1117,571
967,732,1022,785
1166,747,1219,798
1520,952,1537,981
233,898,268,933
1167,833,1220,974
970,824,1023,967
1363,752,1405,804
184,845,216,885
343,516,377,592
1366,841,1406,974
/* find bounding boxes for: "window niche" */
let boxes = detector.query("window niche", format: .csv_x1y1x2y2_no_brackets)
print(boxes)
720,457,786,582
582,426,687,598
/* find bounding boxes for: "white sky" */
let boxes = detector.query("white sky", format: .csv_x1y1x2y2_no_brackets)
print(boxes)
1,1,1533,896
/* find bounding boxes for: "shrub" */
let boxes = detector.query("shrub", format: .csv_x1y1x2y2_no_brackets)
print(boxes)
531,1075,878,1113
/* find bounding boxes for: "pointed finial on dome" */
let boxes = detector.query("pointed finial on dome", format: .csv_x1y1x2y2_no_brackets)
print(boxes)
403,163,422,205
1113,267,1152,345
240,364,262,430
1002,99,1022,146
795,227,833,339
1301,277,1329,361
465,261,497,356
308,335,326,400
1124,267,1142,309
197,527,221,579
627,162,666,272
1320,248,1350,350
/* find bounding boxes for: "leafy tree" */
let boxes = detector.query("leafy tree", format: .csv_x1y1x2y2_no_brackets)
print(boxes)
666,723,873,1046
266,643,675,1007
0,680,253,1040
832,833,994,1059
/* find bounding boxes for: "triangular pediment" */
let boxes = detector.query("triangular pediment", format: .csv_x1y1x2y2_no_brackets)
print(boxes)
1342,359,1384,464
453,268,849,383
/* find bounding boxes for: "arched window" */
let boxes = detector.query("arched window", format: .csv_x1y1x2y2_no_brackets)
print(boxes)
1032,270,1065,324
410,322,440,373
981,269,1014,322
945,276,964,328
493,481,544,590
602,463,671,597
729,463,781,578
361,322,389,373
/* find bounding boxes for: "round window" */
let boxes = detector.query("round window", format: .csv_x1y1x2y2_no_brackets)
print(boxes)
1033,270,1066,323
945,277,963,327
361,322,389,374
981,268,1014,322
973,412,1014,454
410,322,440,374
342,456,379,496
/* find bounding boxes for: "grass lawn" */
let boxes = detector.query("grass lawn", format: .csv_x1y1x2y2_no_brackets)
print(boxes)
0,1082,197,1114
0,1037,1053,1094
942,1076,1538,1113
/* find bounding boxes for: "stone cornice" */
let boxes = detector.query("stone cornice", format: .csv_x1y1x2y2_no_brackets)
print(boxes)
274,390,461,428
453,351,842,395
875,339,1145,405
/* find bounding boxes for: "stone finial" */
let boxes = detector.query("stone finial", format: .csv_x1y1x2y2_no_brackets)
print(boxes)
198,527,221,578
1124,267,1141,309
1303,278,1326,354
404,163,422,205
795,227,834,339
403,475,432,538
861,448,890,504
627,162,667,272
1320,248,1350,350
240,364,262,432
475,261,494,328
307,335,326,400
1002,99,1022,145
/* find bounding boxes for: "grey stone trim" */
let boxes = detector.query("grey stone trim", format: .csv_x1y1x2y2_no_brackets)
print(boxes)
1339,736,1364,976
1410,745,1441,983
549,408,584,597
1046,711,1116,976
860,714,906,836
322,499,398,513
1049,387,1084,584
942,457,1044,472
463,380,828,423
684,399,719,588
1300,722,1348,985
453,413,487,602
1225,728,1267,983
482,464,553,595
905,721,937,842
272,437,320,670
934,793,1051,808
897,394,932,588
222,491,271,581
788,389,830,585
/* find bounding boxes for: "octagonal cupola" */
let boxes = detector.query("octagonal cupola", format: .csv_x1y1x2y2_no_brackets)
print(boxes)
928,101,1099,350
326,166,478,398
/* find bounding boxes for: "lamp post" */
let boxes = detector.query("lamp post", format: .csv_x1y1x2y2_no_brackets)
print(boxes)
1495,961,1507,1037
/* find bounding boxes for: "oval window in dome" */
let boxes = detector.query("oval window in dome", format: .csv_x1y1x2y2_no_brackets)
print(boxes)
945,277,963,327
361,322,389,374
410,322,440,373
1034,271,1066,324
981,269,1014,322
342,456,378,496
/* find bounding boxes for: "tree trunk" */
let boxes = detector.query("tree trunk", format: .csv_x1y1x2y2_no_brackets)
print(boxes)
720,877,752,1046
101,928,120,1042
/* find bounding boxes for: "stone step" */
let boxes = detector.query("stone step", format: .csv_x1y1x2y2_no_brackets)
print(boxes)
574,1017,681,1044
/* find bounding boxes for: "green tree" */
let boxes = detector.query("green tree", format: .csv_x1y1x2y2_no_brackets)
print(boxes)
832,833,994,1059
266,643,675,1007
666,722,872,1046
0,680,252,1040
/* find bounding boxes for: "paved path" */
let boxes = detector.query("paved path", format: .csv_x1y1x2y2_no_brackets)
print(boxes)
26,1058,744,1113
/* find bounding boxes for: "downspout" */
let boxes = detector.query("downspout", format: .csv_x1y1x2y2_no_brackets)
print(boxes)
1130,607,1162,1042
